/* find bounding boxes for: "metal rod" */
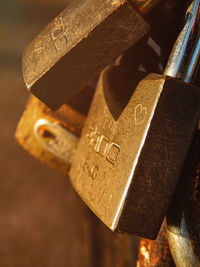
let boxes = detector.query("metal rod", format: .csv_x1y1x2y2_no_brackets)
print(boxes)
164,0,200,83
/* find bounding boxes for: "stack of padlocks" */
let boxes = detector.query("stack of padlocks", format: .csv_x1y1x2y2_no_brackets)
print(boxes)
16,0,200,266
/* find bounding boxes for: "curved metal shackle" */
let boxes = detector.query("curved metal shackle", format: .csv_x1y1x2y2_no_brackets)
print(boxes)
164,0,200,83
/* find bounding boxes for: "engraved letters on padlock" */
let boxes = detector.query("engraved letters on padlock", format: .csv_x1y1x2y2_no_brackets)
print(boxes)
70,68,200,239
22,0,149,109
70,0,200,239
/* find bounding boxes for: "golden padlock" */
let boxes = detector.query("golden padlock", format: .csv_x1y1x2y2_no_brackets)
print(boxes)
15,84,94,175
22,0,162,109
69,1,200,239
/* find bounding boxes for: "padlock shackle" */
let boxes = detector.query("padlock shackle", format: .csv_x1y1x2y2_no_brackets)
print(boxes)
164,0,200,83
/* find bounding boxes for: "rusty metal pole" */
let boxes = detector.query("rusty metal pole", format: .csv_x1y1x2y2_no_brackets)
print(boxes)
137,220,175,267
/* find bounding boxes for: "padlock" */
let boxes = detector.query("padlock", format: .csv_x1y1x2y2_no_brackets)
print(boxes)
15,84,94,175
166,129,200,267
22,0,162,110
69,0,200,239
166,67,200,267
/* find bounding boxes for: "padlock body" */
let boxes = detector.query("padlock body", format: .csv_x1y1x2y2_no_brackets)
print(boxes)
15,96,83,175
23,0,148,109
16,83,94,174
70,68,200,239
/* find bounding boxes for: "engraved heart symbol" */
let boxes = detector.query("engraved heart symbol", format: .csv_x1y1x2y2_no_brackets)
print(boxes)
134,104,147,126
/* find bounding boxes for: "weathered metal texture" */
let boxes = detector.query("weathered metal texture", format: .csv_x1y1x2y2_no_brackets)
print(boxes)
15,78,94,174
69,65,200,239
15,96,84,175
167,130,200,267
22,0,149,110
137,220,175,267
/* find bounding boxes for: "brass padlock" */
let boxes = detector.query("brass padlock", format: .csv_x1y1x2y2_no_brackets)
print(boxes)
166,20,200,263
167,129,200,267
15,85,94,175
22,0,161,110
69,0,200,239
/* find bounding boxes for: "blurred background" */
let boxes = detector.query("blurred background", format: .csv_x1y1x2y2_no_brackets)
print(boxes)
0,1,90,266
0,1,139,266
